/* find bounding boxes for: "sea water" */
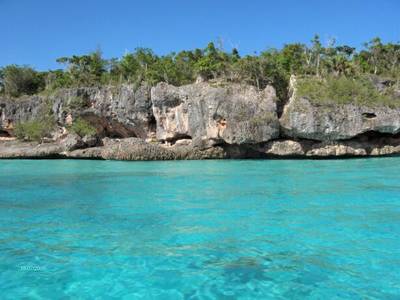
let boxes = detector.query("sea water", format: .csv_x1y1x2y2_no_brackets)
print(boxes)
0,159,399,299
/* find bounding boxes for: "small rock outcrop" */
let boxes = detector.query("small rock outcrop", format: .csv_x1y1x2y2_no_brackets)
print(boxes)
259,135,400,157
67,137,228,160
151,82,280,148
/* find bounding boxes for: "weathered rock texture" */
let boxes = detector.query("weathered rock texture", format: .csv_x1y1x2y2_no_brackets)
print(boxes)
51,84,154,138
0,84,154,138
0,95,45,136
260,134,400,157
1,80,400,160
151,82,279,148
280,77,400,141
0,139,64,158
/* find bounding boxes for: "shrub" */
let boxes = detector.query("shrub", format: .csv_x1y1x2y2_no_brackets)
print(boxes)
70,118,97,137
66,96,90,112
14,118,55,141
1,65,45,97
297,76,397,107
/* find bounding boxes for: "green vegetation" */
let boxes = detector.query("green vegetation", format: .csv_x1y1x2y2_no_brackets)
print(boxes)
0,65,45,97
69,118,97,137
0,36,399,103
14,117,55,141
297,76,398,107
65,96,90,112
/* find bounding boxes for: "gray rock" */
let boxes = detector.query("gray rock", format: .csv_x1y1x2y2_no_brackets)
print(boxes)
280,77,400,141
82,135,98,147
0,84,154,139
263,140,307,156
306,141,368,157
59,133,84,151
2,79,400,160
67,137,228,160
151,82,280,148
394,89,400,99
260,137,400,157
369,76,395,92
0,95,47,136
51,84,153,138
0,140,64,158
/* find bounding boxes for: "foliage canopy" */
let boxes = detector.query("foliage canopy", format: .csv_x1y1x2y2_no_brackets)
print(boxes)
1,36,399,101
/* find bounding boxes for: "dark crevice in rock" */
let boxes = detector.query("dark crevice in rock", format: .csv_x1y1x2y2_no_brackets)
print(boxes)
0,130,11,137
276,98,288,119
345,130,400,142
202,141,266,159
278,130,321,143
362,112,377,119
166,134,192,145
148,115,157,132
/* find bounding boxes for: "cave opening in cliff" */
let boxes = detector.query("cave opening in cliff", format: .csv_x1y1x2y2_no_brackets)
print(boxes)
0,130,11,137
148,115,157,132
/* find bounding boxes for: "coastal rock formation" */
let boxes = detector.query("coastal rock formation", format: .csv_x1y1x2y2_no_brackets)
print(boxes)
1,79,400,160
0,139,64,158
280,77,400,141
2,135,400,159
151,82,280,148
64,137,229,160
51,84,154,138
0,84,154,139
260,134,400,157
0,95,46,136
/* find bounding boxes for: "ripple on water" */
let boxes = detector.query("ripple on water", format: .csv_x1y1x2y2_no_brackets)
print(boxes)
0,158,400,299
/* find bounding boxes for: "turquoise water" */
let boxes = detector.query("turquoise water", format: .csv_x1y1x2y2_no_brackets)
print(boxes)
0,159,399,299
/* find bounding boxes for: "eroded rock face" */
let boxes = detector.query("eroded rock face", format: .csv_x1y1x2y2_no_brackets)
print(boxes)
51,84,153,138
263,140,308,156
280,77,400,141
67,137,228,160
2,135,400,160
151,82,280,148
0,96,47,135
2,78,400,160
59,133,85,151
0,84,154,139
259,135,400,157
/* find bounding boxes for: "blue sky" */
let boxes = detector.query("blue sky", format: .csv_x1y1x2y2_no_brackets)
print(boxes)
1,0,399,70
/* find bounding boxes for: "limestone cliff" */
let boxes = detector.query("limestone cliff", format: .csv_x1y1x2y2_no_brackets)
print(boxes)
1,79,400,160
1,84,153,139
280,77,400,141
151,82,279,148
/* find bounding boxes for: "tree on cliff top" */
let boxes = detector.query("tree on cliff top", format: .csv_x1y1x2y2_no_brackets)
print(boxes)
1,36,399,98
0,65,45,97
56,49,107,87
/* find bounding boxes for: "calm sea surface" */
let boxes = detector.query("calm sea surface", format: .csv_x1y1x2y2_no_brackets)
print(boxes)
0,159,399,299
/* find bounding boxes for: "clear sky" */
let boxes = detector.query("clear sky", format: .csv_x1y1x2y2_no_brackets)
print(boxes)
1,0,399,70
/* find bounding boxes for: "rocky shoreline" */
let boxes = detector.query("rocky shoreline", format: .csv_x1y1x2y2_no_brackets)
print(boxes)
1,134,400,160
1,77,400,160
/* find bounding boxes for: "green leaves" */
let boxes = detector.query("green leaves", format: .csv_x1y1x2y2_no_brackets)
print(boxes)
69,118,97,137
297,76,397,107
0,65,45,97
1,37,399,100
56,49,107,87
14,117,55,141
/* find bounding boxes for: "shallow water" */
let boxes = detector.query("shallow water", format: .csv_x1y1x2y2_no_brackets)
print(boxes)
0,158,399,299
